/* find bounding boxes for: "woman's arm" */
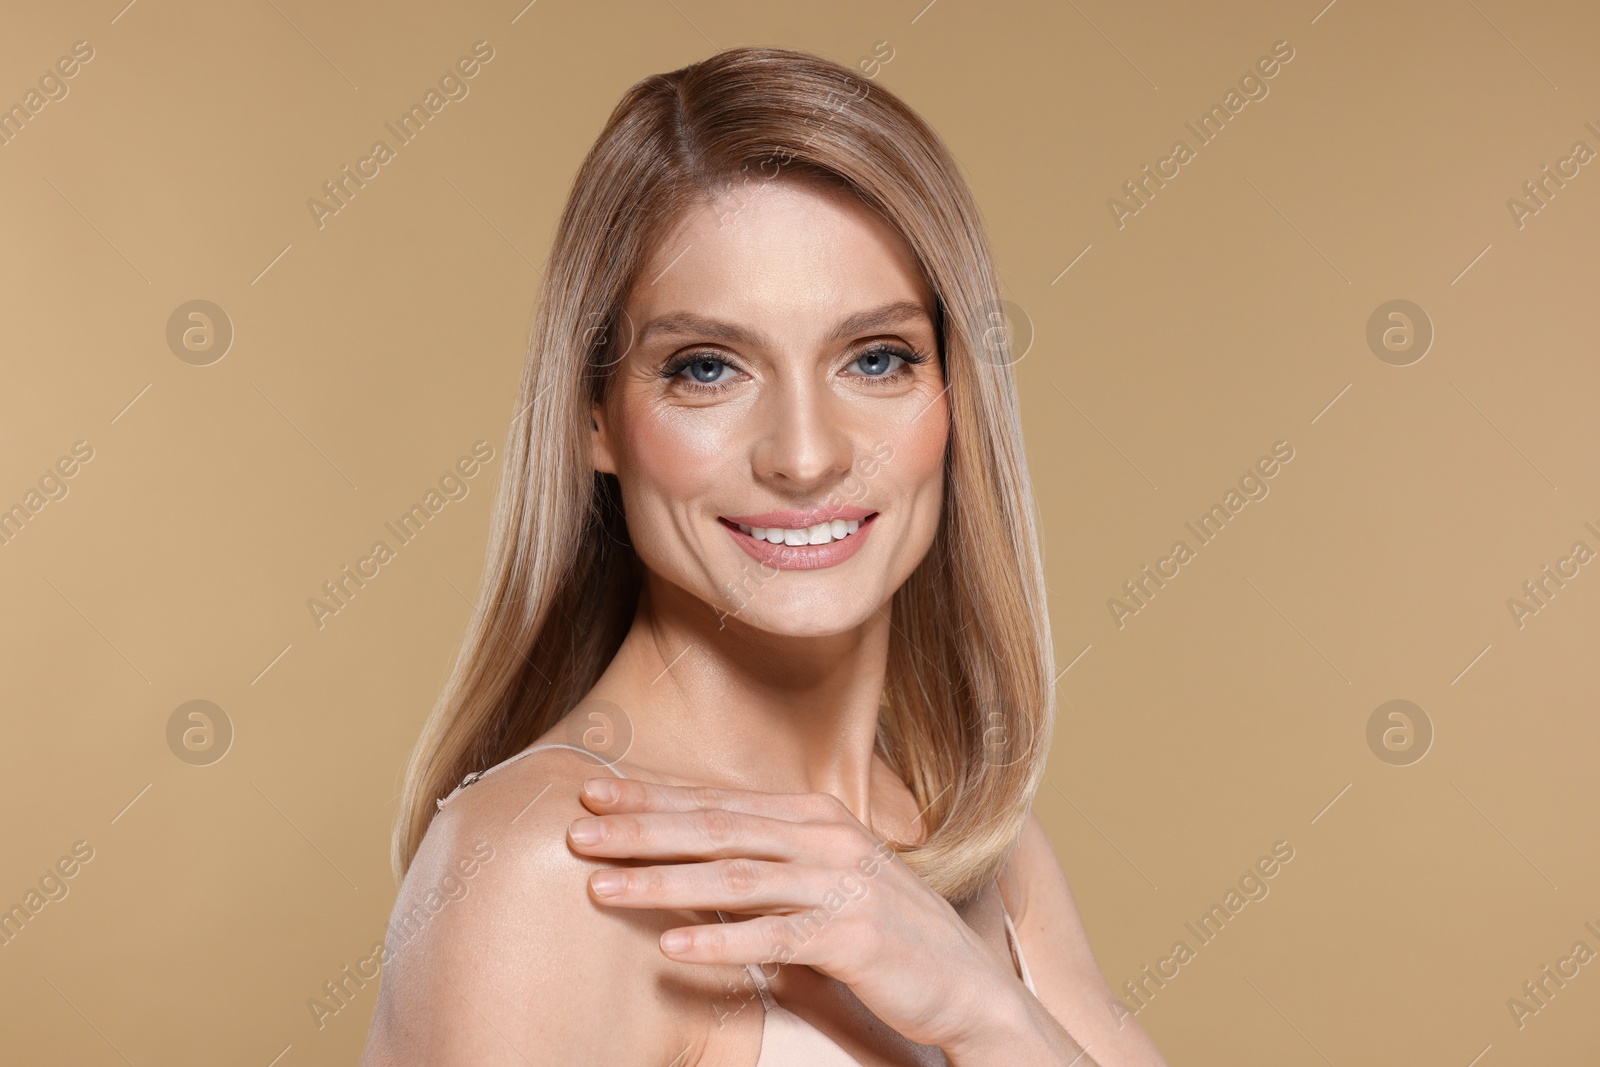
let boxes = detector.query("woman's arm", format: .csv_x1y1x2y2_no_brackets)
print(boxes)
360,757,699,1065
996,809,1170,1067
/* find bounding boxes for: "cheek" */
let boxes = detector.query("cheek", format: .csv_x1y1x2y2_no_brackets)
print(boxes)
886,396,949,504
622,404,730,488
613,402,738,555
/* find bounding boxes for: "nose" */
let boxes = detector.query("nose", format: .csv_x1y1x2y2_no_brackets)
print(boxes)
749,376,854,490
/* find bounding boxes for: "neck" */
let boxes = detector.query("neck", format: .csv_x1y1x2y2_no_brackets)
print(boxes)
588,576,892,828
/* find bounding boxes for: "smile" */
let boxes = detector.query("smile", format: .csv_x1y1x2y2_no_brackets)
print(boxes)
735,518,863,546
717,510,879,570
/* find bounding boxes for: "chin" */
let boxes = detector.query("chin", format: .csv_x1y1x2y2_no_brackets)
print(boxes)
714,582,882,638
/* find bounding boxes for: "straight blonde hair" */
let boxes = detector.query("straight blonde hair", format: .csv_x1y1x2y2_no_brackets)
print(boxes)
393,45,1055,907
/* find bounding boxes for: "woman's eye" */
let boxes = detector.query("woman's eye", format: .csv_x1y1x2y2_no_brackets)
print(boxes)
849,344,921,380
673,356,737,386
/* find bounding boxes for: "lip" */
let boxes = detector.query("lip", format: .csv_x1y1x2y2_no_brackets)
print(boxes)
721,504,875,528
719,512,879,571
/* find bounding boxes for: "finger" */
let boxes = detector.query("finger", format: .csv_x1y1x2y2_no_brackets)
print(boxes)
587,857,835,912
568,808,875,864
579,776,849,824
658,908,860,970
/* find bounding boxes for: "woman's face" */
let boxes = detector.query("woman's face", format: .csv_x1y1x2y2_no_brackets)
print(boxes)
592,176,950,637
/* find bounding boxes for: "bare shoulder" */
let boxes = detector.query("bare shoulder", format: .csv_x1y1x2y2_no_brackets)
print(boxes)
361,748,728,1066
1000,809,1170,1067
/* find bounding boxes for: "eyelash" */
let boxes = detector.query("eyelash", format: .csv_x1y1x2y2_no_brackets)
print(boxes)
659,343,930,394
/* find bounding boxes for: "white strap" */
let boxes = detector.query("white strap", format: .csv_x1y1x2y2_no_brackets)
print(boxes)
436,741,631,810
714,909,778,1011
1001,906,1038,995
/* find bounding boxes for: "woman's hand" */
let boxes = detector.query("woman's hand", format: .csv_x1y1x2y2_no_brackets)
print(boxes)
564,775,1026,1052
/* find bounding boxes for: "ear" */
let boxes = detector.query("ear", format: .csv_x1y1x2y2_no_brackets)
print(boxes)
590,400,618,475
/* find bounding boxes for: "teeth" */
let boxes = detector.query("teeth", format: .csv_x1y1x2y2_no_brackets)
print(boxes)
735,518,864,545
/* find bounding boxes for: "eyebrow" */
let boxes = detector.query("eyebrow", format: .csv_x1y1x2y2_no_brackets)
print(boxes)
636,299,933,348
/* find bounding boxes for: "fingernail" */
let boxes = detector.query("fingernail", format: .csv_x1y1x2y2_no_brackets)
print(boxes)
583,778,618,803
661,930,691,954
591,870,625,897
569,818,605,845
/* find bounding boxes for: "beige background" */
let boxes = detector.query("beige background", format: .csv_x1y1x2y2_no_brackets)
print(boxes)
3,0,1597,1063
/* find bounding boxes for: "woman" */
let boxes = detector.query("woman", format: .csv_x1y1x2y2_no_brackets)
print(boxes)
362,45,1168,1067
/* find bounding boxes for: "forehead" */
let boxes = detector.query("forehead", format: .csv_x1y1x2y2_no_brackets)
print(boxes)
624,177,934,341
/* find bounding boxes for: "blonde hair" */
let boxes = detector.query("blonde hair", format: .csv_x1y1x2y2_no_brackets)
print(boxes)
393,45,1055,906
